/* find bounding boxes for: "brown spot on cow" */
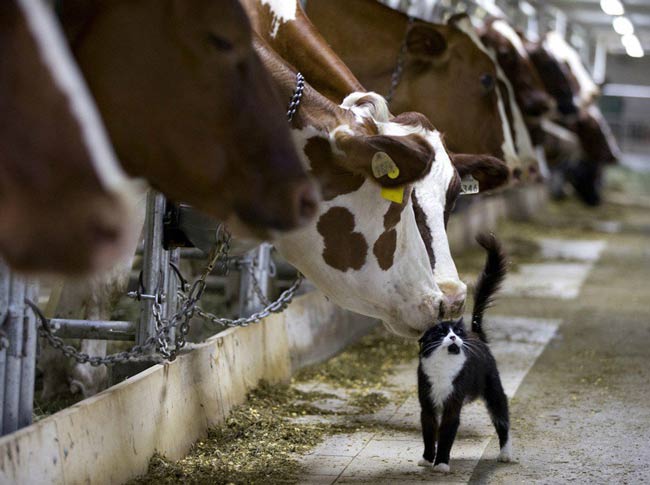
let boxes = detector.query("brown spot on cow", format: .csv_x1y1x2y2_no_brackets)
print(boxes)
305,136,365,201
317,207,368,271
412,192,435,272
373,229,397,270
373,188,410,271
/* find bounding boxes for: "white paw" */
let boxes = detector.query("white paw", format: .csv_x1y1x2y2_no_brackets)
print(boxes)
498,439,512,462
417,458,433,467
433,463,450,473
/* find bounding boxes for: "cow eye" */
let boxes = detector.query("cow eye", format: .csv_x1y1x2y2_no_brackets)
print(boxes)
208,33,234,51
480,73,495,92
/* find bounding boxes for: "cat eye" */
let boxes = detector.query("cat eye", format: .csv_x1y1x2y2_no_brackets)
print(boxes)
208,33,234,51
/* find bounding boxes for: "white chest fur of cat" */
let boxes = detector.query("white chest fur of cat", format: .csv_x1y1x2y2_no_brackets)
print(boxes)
420,330,467,410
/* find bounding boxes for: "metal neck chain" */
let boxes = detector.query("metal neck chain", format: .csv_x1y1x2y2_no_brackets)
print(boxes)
287,72,305,123
386,16,415,104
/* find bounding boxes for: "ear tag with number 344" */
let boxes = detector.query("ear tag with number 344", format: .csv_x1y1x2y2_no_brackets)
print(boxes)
460,175,480,196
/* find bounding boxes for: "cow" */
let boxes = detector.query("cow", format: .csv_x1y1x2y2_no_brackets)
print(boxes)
479,17,553,145
0,0,140,275
528,34,620,205
304,0,539,179
38,0,322,399
255,36,509,338
58,0,319,238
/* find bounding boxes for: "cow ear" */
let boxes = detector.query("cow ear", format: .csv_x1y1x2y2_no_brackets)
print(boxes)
450,153,510,191
406,24,447,59
333,131,433,186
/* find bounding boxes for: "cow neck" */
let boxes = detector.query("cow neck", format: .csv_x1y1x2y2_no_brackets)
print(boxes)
244,0,363,104
306,0,408,99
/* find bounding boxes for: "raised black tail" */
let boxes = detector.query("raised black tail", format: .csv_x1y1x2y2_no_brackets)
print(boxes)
472,233,508,343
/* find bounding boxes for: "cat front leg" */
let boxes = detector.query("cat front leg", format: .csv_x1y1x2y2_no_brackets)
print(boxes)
418,409,438,466
433,406,461,473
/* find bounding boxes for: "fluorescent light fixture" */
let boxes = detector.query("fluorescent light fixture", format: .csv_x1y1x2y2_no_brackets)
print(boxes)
600,0,625,16
622,33,644,58
519,1,536,16
613,16,634,35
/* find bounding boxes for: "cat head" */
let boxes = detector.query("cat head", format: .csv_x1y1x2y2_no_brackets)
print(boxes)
419,318,467,357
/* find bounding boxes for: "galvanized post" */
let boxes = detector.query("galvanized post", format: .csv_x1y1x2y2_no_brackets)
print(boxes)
18,280,38,428
165,249,181,342
238,243,272,317
0,260,10,433
137,191,166,346
3,274,25,435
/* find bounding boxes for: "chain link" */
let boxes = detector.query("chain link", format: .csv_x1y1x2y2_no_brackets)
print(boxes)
287,72,305,123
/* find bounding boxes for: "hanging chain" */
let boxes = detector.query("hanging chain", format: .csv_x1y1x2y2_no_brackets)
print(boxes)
386,16,415,104
287,72,305,123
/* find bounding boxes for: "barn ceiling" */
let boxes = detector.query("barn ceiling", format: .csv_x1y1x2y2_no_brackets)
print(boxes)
543,0,650,52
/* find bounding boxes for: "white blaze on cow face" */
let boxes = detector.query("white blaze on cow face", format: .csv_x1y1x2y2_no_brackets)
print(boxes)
17,0,131,193
275,92,463,338
259,0,298,38
544,31,599,109
453,16,520,170
491,20,530,60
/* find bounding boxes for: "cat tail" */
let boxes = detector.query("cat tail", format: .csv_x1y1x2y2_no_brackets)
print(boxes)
472,233,508,343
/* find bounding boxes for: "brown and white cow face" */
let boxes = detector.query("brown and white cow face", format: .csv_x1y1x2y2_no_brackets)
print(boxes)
0,0,139,275
480,19,552,118
273,87,468,338
58,0,318,237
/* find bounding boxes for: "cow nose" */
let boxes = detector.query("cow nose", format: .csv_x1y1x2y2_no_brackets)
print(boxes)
439,280,467,319
293,180,320,226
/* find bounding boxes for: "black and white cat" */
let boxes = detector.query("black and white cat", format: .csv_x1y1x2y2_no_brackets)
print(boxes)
417,233,511,473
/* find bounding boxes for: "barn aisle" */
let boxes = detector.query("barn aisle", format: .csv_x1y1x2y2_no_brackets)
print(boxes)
292,171,650,484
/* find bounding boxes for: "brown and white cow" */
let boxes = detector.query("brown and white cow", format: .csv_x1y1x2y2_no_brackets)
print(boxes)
479,17,553,147
254,33,509,337
304,0,540,177
0,0,141,275
58,0,318,237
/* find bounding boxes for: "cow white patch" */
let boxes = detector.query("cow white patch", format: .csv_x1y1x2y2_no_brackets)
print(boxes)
17,0,130,192
544,31,599,108
492,20,529,60
421,341,467,409
260,0,298,38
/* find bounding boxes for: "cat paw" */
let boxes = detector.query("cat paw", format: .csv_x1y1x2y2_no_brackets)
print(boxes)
417,458,433,467
433,463,450,473
498,439,513,462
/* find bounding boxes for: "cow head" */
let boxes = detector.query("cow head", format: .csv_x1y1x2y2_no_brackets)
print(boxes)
528,44,579,117
0,0,139,275
480,19,552,118
58,0,318,238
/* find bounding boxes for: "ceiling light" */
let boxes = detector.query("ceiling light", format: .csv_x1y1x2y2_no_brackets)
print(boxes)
622,34,644,58
613,16,634,35
600,0,625,16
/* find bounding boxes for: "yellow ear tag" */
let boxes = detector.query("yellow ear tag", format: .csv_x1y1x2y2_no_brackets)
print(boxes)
381,186,405,204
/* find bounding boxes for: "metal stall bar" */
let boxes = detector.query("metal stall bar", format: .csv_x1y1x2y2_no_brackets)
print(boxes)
2,274,25,435
0,261,10,432
238,243,272,317
18,280,38,428
137,191,167,347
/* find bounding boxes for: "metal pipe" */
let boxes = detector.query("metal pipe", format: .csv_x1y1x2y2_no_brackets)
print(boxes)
48,319,136,341
166,249,181,343
238,243,272,317
137,191,166,346
3,274,25,435
18,281,38,428
0,260,10,432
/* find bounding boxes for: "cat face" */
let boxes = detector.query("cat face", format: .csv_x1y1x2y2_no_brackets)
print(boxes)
419,319,467,357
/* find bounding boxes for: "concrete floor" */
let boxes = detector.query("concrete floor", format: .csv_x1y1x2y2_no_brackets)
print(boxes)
293,186,650,483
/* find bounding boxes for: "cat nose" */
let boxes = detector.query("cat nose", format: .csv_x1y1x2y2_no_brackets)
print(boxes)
450,336,456,341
